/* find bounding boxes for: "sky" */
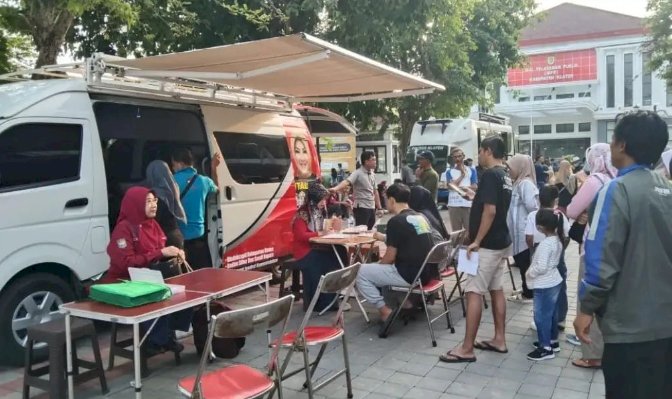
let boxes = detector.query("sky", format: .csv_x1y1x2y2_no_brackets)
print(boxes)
538,0,649,17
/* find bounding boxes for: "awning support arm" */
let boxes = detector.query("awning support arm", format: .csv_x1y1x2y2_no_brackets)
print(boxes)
123,51,330,81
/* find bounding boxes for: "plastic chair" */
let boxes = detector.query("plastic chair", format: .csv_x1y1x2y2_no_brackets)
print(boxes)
177,295,294,399
441,230,467,315
274,263,361,399
380,241,456,346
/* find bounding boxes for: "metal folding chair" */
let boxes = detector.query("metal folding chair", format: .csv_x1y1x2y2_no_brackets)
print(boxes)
178,296,294,399
274,263,361,399
380,241,456,347
441,230,467,315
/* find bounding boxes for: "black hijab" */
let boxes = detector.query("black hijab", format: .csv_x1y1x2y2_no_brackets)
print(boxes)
409,185,449,239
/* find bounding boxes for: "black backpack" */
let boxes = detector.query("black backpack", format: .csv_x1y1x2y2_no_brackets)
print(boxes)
192,301,246,358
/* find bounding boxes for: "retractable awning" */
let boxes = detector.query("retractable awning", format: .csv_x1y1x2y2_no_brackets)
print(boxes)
111,33,445,103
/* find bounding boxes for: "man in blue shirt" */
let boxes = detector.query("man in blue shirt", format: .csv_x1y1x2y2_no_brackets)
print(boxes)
535,155,548,189
171,148,220,268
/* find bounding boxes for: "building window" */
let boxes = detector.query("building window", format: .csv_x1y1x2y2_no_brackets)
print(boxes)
0,123,83,191
606,121,616,143
518,125,530,135
534,95,551,101
556,93,575,99
667,82,672,107
642,52,652,106
624,53,633,107
578,122,592,132
534,124,552,134
556,123,575,133
607,55,615,108
518,96,530,102
579,91,591,98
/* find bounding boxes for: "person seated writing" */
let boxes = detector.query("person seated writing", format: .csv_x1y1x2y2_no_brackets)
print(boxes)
293,181,348,312
356,183,434,336
103,186,190,355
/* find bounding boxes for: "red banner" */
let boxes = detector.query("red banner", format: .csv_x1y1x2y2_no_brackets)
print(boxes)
507,49,597,87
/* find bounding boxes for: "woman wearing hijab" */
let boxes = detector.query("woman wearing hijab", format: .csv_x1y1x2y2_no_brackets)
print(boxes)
566,143,617,369
555,160,574,214
293,181,346,312
409,185,449,240
145,160,187,248
506,154,539,303
105,186,187,355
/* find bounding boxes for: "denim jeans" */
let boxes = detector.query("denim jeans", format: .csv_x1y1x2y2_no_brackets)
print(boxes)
533,283,562,348
356,263,410,309
556,250,568,324
296,249,342,312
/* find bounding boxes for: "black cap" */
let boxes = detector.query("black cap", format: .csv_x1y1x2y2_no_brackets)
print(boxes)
417,150,435,163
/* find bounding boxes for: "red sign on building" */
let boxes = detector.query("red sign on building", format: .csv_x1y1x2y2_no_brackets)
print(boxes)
507,49,597,87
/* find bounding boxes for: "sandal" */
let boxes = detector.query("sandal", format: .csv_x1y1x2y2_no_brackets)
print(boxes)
439,351,476,363
572,358,601,369
474,341,508,354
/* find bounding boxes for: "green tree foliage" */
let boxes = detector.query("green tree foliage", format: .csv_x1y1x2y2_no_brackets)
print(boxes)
70,0,323,58
647,0,672,81
0,0,134,67
317,0,535,150
0,30,34,74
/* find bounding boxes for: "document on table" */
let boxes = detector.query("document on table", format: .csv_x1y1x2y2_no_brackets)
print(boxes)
457,249,479,276
321,233,347,239
128,267,185,294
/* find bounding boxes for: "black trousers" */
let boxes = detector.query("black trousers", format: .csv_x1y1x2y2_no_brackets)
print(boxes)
353,207,376,230
184,235,213,269
513,249,533,299
603,337,672,399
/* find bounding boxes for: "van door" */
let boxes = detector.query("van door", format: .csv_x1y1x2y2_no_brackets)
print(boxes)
0,117,101,362
201,106,294,266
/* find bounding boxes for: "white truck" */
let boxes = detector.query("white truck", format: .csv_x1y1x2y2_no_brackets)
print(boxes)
407,113,513,203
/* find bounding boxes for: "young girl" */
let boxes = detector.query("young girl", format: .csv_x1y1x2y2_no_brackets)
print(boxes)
526,208,564,361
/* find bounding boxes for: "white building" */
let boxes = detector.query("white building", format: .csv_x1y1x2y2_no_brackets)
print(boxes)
495,3,672,159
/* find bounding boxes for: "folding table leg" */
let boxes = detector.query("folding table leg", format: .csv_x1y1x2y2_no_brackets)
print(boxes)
341,335,354,399
132,323,142,399
65,313,74,399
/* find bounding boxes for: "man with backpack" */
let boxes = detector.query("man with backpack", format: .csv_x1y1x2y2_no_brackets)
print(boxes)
171,147,220,268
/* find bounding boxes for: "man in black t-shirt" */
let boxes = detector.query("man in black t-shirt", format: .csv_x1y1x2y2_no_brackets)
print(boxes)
440,136,513,364
356,183,434,336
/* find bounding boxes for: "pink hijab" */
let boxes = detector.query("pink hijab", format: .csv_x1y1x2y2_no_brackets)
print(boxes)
585,143,617,178
507,154,536,186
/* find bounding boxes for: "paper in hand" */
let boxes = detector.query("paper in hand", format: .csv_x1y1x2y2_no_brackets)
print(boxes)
457,248,479,276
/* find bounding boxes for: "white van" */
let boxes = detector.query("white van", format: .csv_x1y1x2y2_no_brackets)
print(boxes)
0,34,445,364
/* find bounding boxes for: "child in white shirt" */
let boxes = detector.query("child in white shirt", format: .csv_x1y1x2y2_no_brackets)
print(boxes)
525,186,570,335
526,208,564,361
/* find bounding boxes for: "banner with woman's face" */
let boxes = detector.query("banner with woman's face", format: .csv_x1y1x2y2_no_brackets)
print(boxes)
284,125,320,209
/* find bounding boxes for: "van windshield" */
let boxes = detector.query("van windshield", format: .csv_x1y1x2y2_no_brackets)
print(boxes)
406,145,450,174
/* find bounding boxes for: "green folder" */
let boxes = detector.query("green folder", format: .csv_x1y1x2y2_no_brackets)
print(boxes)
89,281,172,308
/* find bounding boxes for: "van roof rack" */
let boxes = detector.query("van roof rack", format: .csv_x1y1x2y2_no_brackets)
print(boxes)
0,55,293,111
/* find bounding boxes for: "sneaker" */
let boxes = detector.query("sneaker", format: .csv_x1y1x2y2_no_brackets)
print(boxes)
527,347,555,361
507,293,533,304
566,334,581,346
533,341,560,352
530,320,537,331
341,302,352,311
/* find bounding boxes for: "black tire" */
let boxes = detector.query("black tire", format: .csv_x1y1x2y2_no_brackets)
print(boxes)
0,273,75,366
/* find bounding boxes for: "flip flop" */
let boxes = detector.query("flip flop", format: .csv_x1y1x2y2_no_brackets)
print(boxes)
474,341,508,354
439,351,476,363
571,359,601,369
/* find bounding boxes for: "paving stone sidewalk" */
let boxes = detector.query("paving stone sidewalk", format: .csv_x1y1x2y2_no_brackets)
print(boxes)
0,212,604,399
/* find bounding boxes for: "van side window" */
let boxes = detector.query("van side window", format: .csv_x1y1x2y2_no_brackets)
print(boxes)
213,132,291,184
0,123,82,191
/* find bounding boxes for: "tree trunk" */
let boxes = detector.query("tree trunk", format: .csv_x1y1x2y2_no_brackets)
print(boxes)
30,6,75,68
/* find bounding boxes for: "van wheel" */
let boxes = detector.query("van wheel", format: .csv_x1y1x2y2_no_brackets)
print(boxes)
0,273,74,366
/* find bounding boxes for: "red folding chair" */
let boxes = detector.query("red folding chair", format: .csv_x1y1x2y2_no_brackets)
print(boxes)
380,241,456,346
273,263,361,399
441,229,467,315
178,295,294,399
